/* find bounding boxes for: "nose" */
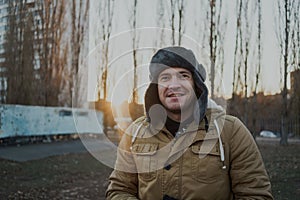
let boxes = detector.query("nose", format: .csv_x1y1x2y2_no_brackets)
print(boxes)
168,76,181,90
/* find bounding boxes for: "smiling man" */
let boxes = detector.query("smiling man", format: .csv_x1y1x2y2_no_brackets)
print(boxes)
158,67,195,121
106,46,273,200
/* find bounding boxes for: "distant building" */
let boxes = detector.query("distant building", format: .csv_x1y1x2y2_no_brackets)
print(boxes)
290,69,300,98
0,0,9,103
290,69,300,135
290,69,300,115
227,69,300,138
0,0,43,103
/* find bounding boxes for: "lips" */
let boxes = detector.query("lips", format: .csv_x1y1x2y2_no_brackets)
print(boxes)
166,92,185,97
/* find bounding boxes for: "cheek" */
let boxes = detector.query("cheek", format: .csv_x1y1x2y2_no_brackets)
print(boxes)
185,81,195,93
157,86,165,101
184,82,192,89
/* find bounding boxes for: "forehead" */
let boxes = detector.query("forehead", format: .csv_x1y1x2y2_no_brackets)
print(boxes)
158,67,191,76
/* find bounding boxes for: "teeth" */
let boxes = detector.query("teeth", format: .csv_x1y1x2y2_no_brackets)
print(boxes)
168,94,183,97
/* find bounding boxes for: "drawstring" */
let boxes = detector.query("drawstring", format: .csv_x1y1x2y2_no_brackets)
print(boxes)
131,123,143,145
214,119,226,170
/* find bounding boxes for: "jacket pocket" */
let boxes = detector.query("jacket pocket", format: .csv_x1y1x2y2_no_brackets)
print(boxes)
131,143,159,181
190,139,224,183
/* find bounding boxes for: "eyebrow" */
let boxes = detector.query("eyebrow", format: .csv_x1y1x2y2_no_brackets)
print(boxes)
178,71,191,74
159,70,191,77
158,72,170,77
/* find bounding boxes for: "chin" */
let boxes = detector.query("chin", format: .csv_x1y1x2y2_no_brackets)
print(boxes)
167,108,181,114
165,104,182,113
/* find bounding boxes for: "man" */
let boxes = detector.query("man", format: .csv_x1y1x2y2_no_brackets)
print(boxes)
106,46,273,200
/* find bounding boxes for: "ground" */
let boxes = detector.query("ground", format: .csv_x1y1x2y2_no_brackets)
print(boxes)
258,141,300,199
0,140,299,199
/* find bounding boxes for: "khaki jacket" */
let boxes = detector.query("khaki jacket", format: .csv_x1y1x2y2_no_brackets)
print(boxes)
106,105,273,200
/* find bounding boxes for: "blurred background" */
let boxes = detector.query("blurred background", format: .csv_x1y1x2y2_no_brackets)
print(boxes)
0,1,299,199
0,0,299,142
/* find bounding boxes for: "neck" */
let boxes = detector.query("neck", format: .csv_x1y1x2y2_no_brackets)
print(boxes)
167,111,193,122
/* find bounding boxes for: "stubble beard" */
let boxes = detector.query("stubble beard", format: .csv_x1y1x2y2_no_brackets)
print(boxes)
164,99,195,116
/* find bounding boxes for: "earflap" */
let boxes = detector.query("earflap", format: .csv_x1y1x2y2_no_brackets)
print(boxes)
144,83,161,121
192,70,208,124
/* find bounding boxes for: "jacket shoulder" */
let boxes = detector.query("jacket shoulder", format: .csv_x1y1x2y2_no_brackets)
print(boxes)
224,115,246,130
132,116,147,125
124,116,148,137
224,115,239,124
221,115,251,139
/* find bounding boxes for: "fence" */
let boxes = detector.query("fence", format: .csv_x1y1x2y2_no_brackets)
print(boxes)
251,116,300,137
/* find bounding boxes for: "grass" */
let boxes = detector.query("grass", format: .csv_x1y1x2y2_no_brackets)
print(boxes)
259,142,300,200
0,153,112,199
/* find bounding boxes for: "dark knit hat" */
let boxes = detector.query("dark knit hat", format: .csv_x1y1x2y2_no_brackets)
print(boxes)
144,46,208,126
149,46,206,82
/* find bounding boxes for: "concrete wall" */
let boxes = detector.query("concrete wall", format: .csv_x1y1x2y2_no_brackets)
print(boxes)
0,104,103,138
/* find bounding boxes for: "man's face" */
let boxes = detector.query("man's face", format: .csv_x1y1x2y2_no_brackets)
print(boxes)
157,67,196,114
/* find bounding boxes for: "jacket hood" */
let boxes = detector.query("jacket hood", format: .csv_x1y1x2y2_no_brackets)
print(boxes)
206,99,226,127
204,99,227,169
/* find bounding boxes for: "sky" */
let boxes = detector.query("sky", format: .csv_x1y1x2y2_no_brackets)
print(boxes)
86,0,286,104
225,0,283,95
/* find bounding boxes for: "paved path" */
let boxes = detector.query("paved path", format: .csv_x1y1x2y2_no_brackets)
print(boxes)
1,136,298,162
256,137,300,144
0,139,115,162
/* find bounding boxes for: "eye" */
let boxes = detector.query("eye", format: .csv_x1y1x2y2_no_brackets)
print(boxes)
159,74,170,82
179,73,191,80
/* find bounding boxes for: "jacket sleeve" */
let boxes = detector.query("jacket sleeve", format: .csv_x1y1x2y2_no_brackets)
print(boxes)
106,170,138,200
229,117,273,200
106,124,139,200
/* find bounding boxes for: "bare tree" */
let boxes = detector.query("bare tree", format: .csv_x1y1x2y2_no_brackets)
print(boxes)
232,0,243,98
131,0,138,103
275,0,299,145
98,0,115,101
280,0,289,145
4,0,37,105
170,0,176,45
209,0,216,99
290,1,299,71
205,0,227,99
242,1,256,125
35,0,67,106
3,1,68,106
167,0,186,46
22,12,36,104
177,0,185,45
70,0,89,107
156,0,166,47
253,0,262,95
4,0,21,104
215,2,227,95
251,0,262,138
232,0,257,125
122,0,144,123
290,1,300,137
101,0,116,132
